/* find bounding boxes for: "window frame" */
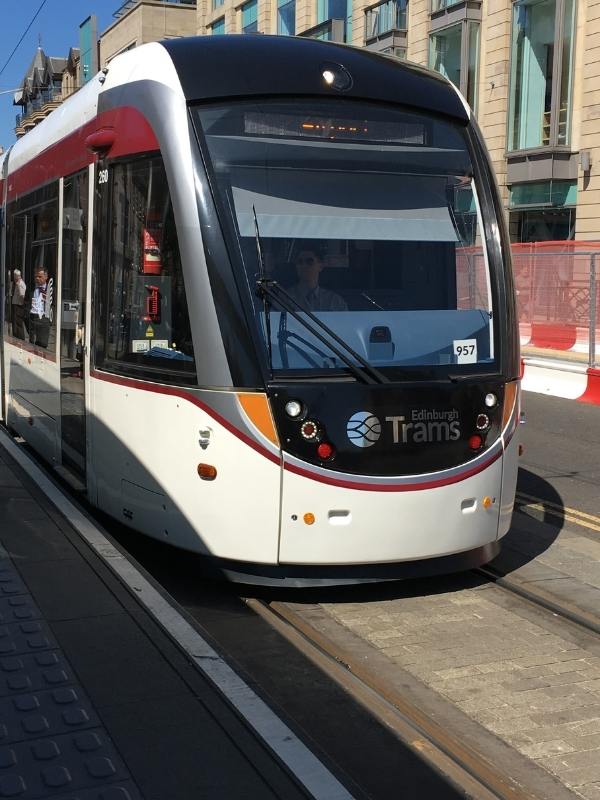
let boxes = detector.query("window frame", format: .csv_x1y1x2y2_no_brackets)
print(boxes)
92,153,197,386
429,18,480,112
4,181,59,355
507,0,577,154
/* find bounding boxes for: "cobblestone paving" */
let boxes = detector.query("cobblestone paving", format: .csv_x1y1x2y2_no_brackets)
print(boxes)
321,517,600,800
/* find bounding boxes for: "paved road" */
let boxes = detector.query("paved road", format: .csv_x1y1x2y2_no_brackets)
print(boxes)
518,392,600,519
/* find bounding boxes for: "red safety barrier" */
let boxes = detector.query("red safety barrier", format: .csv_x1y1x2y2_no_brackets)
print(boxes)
578,368,600,405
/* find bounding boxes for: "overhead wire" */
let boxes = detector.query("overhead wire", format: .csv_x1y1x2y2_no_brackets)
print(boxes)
0,0,50,80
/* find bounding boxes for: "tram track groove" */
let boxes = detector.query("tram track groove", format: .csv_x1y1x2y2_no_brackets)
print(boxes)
475,565,600,636
246,597,538,800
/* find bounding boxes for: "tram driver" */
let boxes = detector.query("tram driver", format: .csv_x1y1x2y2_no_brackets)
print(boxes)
29,267,53,349
287,245,347,312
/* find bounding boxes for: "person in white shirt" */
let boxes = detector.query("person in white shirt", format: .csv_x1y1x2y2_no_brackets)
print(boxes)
11,270,27,340
286,247,347,312
29,267,53,349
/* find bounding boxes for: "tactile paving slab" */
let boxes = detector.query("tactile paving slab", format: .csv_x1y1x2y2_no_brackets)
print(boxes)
0,729,136,797
0,685,100,743
0,596,43,627
52,783,143,799
0,553,143,799
0,652,75,698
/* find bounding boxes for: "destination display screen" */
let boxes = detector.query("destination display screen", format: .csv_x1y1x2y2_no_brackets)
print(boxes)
243,111,427,145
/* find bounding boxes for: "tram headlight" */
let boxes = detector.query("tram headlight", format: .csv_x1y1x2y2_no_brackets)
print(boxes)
285,400,304,419
484,393,497,408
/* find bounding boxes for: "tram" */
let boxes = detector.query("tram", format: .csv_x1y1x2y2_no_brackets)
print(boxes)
0,35,520,585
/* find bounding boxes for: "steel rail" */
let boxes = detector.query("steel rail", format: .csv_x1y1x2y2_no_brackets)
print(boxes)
475,565,600,636
246,597,537,800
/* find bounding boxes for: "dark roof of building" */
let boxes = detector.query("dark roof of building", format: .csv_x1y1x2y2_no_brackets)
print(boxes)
14,48,69,106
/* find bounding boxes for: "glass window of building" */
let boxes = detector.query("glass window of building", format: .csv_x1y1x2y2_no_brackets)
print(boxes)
278,0,295,35
429,21,480,111
365,0,407,42
316,0,350,39
508,0,576,151
508,180,576,242
213,0,224,7
242,0,258,32
431,0,463,10
210,16,225,34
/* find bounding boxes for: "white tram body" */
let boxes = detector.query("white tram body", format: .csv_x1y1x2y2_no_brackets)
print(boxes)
0,37,520,584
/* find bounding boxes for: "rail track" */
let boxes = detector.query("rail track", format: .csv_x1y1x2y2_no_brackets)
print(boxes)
246,597,540,800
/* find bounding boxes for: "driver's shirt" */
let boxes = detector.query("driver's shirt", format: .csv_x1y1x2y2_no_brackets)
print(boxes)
286,284,347,312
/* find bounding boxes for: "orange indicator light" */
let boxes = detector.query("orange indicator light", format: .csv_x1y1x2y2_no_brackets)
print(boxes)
482,496,493,509
198,464,217,481
303,513,315,525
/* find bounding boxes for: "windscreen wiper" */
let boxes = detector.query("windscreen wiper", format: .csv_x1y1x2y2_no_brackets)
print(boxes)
277,310,340,369
256,278,389,385
252,206,273,373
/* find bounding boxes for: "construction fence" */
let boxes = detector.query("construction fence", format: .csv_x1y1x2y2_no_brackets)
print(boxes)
512,242,600,368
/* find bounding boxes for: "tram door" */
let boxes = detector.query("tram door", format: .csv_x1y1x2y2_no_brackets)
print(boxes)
59,171,88,478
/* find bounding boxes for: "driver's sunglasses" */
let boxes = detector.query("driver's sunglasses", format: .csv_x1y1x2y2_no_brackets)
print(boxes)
296,256,316,266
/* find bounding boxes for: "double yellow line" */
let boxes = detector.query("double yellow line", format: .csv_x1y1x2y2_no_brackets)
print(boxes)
515,491,600,532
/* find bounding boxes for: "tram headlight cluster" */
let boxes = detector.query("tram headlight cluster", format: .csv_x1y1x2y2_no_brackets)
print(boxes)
286,399,336,462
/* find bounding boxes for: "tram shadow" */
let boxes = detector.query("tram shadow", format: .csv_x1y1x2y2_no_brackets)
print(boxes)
256,467,566,606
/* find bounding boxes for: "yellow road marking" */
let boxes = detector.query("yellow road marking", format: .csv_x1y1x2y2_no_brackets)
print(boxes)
515,491,600,532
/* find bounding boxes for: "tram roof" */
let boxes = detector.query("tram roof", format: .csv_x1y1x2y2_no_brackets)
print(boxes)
161,35,470,124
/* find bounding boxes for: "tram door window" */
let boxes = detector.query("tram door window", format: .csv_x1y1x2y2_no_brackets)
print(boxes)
4,182,58,352
94,154,196,384
60,170,88,477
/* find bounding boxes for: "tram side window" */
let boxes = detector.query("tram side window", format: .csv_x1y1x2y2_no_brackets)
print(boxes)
95,155,196,383
4,183,59,351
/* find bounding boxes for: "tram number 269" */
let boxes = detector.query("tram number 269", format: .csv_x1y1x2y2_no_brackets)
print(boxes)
98,169,109,185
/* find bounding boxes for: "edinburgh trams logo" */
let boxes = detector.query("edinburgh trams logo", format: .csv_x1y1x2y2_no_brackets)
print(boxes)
346,412,382,448
347,409,461,447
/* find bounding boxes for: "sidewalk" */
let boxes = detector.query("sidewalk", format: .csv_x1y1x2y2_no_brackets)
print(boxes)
0,431,350,800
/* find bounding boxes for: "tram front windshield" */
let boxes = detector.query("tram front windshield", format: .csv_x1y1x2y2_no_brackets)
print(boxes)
194,99,497,378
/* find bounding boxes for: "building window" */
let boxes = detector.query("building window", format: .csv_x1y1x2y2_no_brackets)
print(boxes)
317,0,351,39
381,46,406,59
365,0,407,42
431,0,463,10
242,0,258,32
508,0,576,152
213,0,224,6
278,0,295,35
210,16,225,34
508,179,576,241
429,21,480,111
